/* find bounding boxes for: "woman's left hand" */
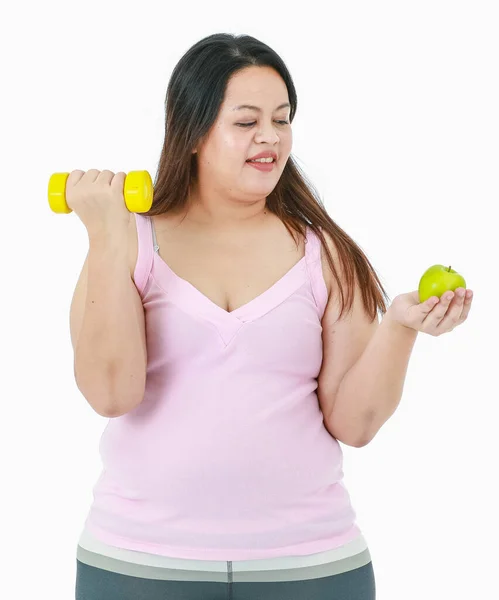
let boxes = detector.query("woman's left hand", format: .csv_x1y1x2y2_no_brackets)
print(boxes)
387,287,474,335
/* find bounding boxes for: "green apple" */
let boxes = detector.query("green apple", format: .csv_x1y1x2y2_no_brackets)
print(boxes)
418,264,466,303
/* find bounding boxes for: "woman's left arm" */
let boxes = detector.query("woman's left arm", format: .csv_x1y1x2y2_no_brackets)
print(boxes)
329,287,474,447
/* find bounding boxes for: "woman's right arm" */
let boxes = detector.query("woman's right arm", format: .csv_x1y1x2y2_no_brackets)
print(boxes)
70,226,147,417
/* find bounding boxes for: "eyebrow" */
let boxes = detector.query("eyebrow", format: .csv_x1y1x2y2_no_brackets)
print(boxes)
232,103,290,112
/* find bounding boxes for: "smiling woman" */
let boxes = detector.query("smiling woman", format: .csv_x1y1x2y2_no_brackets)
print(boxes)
74,32,380,600
183,65,295,211
145,43,388,325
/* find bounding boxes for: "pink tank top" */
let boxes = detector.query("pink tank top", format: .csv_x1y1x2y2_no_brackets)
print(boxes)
83,213,362,561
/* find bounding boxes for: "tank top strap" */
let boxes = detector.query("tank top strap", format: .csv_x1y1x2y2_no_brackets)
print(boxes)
305,225,329,318
304,224,322,262
132,213,155,298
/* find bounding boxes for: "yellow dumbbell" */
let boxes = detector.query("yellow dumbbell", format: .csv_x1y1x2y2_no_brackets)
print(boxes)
48,170,153,214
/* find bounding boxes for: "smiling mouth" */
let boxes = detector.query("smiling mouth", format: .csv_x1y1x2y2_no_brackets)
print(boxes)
246,159,276,163
245,160,276,171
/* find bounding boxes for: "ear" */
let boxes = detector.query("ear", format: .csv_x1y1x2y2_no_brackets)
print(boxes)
193,134,207,155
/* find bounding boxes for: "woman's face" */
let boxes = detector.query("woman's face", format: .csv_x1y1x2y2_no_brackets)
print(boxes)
193,66,293,204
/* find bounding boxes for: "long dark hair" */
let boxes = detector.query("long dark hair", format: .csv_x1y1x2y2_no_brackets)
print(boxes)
144,33,390,322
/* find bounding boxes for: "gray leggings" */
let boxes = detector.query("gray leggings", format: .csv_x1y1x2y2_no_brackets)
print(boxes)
75,557,376,599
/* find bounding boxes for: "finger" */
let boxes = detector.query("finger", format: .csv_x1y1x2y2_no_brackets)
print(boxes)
423,290,455,327
457,289,473,322
435,288,466,331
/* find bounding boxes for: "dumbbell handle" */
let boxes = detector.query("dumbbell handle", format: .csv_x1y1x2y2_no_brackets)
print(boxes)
48,171,153,214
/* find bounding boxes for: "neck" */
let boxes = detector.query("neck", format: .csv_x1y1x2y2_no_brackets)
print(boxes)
183,185,269,231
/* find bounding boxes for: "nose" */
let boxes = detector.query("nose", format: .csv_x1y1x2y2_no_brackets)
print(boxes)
254,121,280,145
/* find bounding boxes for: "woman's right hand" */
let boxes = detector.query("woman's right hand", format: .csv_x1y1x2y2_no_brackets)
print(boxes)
65,169,131,238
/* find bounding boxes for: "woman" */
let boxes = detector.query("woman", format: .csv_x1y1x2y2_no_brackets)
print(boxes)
71,32,472,600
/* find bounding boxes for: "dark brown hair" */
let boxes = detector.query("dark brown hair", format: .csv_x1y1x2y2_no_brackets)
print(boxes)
143,33,390,322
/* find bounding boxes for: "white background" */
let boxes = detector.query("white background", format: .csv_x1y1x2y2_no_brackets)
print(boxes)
1,1,498,598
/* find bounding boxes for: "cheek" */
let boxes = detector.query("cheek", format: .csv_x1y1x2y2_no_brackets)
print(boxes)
214,138,245,164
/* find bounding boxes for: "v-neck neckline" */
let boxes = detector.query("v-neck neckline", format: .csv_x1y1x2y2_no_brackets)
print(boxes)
150,223,311,330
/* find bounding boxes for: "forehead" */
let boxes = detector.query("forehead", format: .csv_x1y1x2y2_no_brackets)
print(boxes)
223,66,289,110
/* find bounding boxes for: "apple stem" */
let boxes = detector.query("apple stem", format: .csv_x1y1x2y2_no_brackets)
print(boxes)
448,265,451,271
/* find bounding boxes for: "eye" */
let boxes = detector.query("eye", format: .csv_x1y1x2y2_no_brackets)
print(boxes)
236,121,290,128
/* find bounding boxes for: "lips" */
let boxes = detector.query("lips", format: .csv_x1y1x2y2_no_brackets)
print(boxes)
246,159,276,172
247,151,278,161
246,158,276,163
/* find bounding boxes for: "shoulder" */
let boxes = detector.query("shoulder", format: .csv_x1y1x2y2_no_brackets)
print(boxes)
314,227,341,301
127,212,176,283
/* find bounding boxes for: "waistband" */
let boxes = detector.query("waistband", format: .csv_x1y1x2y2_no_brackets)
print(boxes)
77,527,371,582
